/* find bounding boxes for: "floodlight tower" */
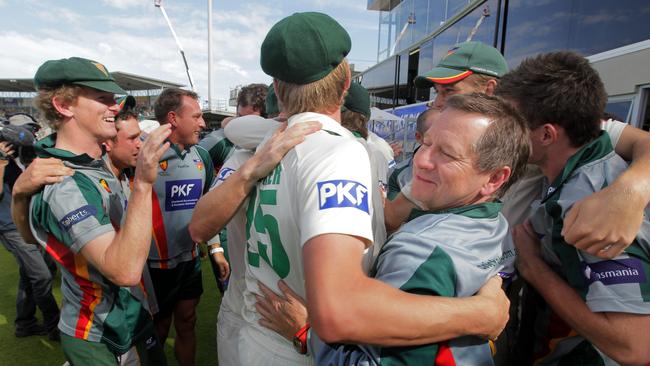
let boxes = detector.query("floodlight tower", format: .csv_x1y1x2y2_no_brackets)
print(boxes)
154,0,196,92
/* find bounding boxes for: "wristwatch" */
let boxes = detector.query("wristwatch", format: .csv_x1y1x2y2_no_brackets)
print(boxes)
292,323,310,355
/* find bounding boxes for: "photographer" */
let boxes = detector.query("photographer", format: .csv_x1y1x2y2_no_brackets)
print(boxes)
0,123,60,340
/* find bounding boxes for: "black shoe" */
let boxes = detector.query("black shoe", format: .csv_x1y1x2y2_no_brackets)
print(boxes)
15,324,47,338
47,328,60,342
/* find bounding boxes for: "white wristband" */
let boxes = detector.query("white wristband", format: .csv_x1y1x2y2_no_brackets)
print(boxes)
210,247,224,255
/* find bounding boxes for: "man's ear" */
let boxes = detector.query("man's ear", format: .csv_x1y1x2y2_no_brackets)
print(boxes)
540,123,559,147
103,141,112,153
484,79,498,96
415,131,423,145
480,166,511,197
51,95,74,118
166,111,178,128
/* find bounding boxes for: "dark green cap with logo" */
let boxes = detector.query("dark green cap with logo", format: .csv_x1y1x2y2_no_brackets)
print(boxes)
414,41,507,88
344,82,370,119
265,84,279,116
261,12,351,85
34,57,126,94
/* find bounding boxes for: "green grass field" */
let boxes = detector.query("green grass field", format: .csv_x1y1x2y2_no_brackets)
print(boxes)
0,247,222,366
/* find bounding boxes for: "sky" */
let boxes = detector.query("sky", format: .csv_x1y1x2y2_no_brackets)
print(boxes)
0,0,380,109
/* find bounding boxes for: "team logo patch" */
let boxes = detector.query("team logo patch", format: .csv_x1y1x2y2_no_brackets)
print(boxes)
159,160,168,171
99,178,111,193
317,180,369,214
59,205,97,231
91,62,109,76
165,179,202,211
217,167,235,182
193,158,204,171
582,258,646,286
445,46,459,57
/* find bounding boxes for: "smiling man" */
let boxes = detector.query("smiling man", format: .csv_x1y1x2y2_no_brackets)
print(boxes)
28,57,170,365
309,93,530,365
148,87,216,366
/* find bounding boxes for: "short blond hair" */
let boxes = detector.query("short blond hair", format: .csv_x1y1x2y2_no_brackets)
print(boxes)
34,85,83,130
275,60,350,117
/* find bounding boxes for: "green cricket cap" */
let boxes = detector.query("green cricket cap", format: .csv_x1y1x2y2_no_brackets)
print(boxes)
265,84,279,116
414,42,507,88
344,82,370,119
34,57,126,94
261,12,351,85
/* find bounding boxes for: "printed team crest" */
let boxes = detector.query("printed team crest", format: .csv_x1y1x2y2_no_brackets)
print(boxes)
159,160,168,171
445,46,459,58
91,62,109,76
193,158,204,171
99,178,112,193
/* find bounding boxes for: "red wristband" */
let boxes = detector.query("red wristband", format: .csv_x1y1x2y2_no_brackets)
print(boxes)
292,323,310,355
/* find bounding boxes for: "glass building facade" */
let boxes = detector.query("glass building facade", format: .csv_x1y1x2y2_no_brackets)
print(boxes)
361,0,650,128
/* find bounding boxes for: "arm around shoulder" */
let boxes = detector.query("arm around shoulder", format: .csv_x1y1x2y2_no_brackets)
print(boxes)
303,233,509,345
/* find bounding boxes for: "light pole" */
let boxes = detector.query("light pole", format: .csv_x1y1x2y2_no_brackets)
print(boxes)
154,0,196,92
207,0,213,110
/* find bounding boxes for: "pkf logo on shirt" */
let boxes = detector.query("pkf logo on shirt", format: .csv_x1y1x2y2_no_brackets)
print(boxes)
317,180,369,214
582,258,646,286
59,205,97,231
165,179,202,211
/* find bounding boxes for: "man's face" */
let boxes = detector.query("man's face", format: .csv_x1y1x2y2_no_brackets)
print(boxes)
412,108,492,211
430,78,479,110
173,96,205,146
70,88,120,141
237,104,258,117
106,117,142,170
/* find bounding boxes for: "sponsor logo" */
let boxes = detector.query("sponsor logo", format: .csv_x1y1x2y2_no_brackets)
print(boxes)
193,158,204,171
498,271,515,279
59,205,97,231
159,160,168,171
582,258,647,286
99,178,111,193
216,167,235,182
547,186,556,196
477,249,516,270
165,179,202,211
317,180,369,214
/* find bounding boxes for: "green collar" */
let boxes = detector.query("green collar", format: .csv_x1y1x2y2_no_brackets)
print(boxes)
351,131,363,138
543,131,613,202
169,141,191,159
408,201,503,221
35,133,100,165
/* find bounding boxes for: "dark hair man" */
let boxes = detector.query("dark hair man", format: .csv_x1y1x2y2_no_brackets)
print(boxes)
502,51,650,365
148,87,216,365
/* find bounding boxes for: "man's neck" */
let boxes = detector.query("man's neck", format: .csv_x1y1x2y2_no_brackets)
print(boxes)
539,144,581,183
106,156,123,178
301,108,341,123
55,122,103,159
168,133,186,151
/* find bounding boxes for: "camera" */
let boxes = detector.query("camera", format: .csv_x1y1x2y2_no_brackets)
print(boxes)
0,113,40,166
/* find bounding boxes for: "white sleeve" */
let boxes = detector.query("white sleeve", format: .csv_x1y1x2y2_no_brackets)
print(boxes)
296,140,374,247
210,149,253,190
601,118,626,148
224,115,279,150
